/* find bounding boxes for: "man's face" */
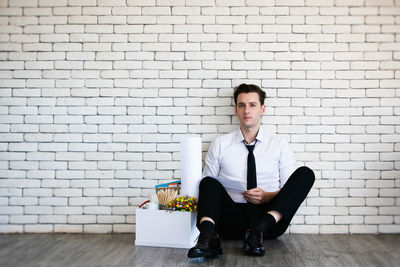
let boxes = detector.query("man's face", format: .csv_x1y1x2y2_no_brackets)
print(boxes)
235,92,265,130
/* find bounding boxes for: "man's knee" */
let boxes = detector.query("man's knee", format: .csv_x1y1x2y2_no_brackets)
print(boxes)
199,177,226,196
200,176,221,188
295,166,315,187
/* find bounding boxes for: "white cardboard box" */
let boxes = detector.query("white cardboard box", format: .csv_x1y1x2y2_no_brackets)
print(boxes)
135,209,199,248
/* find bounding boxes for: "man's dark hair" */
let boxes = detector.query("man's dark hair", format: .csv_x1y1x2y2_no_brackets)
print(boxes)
233,83,266,106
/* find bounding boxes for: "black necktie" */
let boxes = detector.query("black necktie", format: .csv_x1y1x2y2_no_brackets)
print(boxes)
246,144,257,190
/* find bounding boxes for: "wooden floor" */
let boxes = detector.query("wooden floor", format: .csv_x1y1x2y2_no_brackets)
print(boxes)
0,234,399,267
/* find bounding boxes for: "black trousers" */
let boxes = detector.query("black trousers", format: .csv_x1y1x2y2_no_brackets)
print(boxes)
197,166,315,239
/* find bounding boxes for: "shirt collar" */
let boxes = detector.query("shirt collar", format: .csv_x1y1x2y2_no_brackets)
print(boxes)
235,126,264,144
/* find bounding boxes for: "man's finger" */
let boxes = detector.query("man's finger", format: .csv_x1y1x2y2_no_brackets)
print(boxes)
244,189,258,195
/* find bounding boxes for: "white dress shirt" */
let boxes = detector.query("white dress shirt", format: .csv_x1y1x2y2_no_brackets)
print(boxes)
203,127,296,203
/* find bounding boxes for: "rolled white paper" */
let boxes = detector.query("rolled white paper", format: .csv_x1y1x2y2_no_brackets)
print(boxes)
150,194,159,204
147,202,159,210
180,136,202,199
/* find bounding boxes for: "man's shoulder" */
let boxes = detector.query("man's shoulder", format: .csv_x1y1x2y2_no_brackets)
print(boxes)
214,129,238,141
260,128,289,145
209,129,239,149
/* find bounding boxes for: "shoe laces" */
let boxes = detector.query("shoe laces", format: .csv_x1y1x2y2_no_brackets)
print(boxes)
196,229,214,246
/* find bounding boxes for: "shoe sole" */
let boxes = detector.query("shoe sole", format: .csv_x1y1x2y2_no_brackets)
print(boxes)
188,248,223,259
244,249,265,257
243,244,265,256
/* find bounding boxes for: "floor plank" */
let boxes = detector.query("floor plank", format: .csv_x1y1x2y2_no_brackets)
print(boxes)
0,234,399,267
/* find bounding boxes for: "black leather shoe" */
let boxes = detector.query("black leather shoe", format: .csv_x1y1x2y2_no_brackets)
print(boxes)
187,230,222,258
243,228,265,256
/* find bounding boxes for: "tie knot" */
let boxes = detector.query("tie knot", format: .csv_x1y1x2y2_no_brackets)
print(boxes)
246,144,255,152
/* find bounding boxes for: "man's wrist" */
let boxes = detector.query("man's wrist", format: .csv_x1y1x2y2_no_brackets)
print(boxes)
262,191,270,203
263,190,279,203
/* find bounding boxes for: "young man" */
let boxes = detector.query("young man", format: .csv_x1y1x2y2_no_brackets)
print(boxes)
187,83,315,258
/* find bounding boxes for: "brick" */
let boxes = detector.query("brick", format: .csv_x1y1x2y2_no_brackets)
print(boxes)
56,170,85,179
231,6,260,15
307,16,335,25
25,225,53,233
276,15,304,24
143,24,173,34
113,224,134,233
260,24,291,35
39,197,68,206
24,206,53,215
293,25,322,35
98,197,128,206
114,166,142,176
84,225,112,233
307,197,335,206
335,216,363,224
99,34,128,43
380,189,400,197
84,188,112,197
75,172,105,183
379,207,400,216
317,7,347,15
69,197,97,206
349,225,377,234
68,161,97,170
350,43,379,52
68,0,96,5
366,197,395,206
83,206,111,215
305,0,334,6
10,197,38,206
46,207,76,217
289,225,319,234
320,225,348,234
320,207,348,215
0,61,24,70
337,198,365,206
0,205,23,216
10,161,38,170
68,215,96,224
97,215,125,224
305,215,334,225
95,15,125,25
24,25,54,34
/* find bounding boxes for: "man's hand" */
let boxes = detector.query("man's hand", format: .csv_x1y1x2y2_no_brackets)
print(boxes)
243,188,280,204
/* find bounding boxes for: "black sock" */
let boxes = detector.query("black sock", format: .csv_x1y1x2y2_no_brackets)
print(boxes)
199,220,216,234
256,213,276,233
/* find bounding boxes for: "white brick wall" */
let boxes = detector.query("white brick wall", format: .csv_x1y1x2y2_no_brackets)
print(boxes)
0,0,399,234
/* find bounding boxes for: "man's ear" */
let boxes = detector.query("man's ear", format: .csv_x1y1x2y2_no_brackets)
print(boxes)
234,105,238,115
261,105,266,115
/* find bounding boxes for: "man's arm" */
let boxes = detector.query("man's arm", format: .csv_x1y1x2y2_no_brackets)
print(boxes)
202,139,220,178
278,138,296,188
